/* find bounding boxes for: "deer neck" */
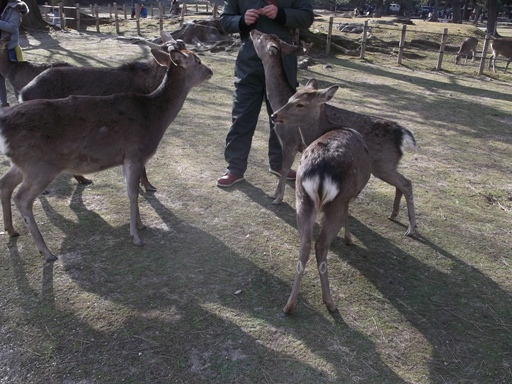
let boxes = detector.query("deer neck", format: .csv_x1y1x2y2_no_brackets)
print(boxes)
261,56,295,111
298,106,330,146
147,66,191,130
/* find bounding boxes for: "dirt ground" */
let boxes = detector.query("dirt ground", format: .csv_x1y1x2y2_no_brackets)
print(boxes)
1,21,511,383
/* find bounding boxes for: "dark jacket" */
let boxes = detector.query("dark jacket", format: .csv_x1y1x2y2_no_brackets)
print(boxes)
220,0,314,84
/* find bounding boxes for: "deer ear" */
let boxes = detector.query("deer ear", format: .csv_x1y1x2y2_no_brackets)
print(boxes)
280,40,300,56
318,85,339,103
169,49,189,67
305,78,318,90
267,42,279,56
152,48,173,67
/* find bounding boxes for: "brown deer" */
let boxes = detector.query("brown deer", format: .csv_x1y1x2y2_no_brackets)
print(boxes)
250,29,311,205
19,31,186,192
455,37,478,64
0,38,72,100
272,83,371,314
251,30,417,236
488,38,512,73
0,48,213,262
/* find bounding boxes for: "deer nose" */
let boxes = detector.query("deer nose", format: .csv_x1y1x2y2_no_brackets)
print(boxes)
271,112,281,123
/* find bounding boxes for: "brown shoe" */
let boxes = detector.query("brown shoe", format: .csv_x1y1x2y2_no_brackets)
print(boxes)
269,168,296,181
217,172,244,188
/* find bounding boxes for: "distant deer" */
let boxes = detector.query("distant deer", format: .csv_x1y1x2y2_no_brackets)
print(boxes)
272,83,371,314
19,31,187,192
488,38,512,73
251,30,417,236
455,37,478,64
0,48,213,262
0,38,72,100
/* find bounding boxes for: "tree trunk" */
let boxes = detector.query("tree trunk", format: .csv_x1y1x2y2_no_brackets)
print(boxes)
451,0,462,23
486,0,499,36
21,0,50,29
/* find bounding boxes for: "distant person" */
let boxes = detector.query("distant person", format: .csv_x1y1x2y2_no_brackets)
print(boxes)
140,4,147,18
0,0,28,107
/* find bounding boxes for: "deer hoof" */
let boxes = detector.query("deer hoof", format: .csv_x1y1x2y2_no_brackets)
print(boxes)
74,175,93,185
131,236,145,247
271,198,282,205
45,254,58,262
8,230,20,238
143,184,157,193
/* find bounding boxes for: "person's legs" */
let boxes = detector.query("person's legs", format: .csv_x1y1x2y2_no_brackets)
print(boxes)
0,75,9,107
222,73,265,178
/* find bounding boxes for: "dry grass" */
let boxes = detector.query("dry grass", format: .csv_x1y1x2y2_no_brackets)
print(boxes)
0,13,511,384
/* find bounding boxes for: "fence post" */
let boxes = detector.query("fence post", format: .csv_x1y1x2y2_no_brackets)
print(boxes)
59,2,65,29
76,3,80,31
95,4,100,32
360,20,368,59
44,2,49,21
436,28,448,70
123,4,126,19
114,2,119,34
135,3,140,36
159,2,163,31
397,24,407,65
213,3,218,19
478,33,492,75
326,15,333,55
108,4,111,18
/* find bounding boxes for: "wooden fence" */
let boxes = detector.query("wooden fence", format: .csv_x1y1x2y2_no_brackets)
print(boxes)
324,16,496,73
40,2,219,35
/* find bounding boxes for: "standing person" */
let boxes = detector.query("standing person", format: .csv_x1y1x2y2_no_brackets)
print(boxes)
217,0,314,187
0,0,28,107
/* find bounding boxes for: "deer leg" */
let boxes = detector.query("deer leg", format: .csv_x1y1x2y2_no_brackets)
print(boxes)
315,207,347,312
73,175,93,185
505,58,511,73
272,147,296,205
140,167,157,193
372,167,417,236
0,165,23,237
13,172,60,262
123,162,146,246
283,201,316,315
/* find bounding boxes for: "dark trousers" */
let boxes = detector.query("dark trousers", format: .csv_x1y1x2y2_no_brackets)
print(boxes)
224,71,283,177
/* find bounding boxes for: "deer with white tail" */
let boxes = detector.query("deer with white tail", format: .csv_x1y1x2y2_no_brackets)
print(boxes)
0,48,213,262
272,82,371,314
251,30,417,236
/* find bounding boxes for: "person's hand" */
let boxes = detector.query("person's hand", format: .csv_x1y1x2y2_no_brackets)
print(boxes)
244,9,260,25
259,5,278,19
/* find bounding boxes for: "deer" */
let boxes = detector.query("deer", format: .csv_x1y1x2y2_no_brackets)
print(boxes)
455,37,478,64
488,38,512,73
0,38,72,101
19,31,187,192
0,48,213,262
271,83,372,314
251,30,417,236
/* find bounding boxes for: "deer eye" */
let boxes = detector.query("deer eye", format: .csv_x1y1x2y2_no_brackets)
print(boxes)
296,103,304,109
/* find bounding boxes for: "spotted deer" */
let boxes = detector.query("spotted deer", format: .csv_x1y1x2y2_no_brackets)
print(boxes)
455,37,478,64
251,30,417,236
0,48,213,262
19,31,186,192
272,82,371,314
488,37,512,73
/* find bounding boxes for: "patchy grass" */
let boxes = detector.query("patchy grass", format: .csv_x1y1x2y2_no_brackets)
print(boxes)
1,15,511,384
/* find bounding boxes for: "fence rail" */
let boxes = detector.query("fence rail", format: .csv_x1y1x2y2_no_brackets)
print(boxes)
40,2,220,35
